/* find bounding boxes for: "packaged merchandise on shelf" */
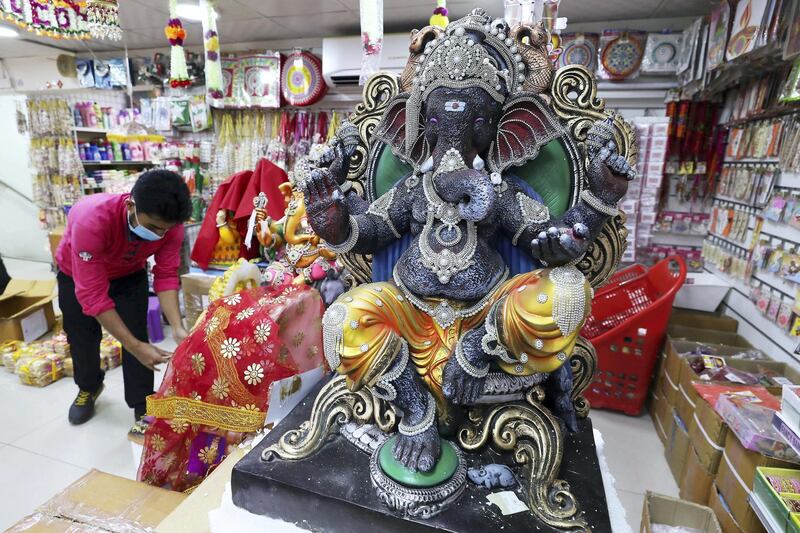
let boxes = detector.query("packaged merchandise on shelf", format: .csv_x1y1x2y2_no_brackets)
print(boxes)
715,391,799,461
642,32,683,74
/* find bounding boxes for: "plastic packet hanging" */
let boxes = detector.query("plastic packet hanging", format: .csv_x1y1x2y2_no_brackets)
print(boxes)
597,30,646,81
642,32,682,74
359,0,383,85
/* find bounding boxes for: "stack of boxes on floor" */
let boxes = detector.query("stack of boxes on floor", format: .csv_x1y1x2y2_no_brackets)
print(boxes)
621,117,670,263
648,309,800,532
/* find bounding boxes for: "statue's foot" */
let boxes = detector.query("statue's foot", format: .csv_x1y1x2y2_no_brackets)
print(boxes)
392,426,441,473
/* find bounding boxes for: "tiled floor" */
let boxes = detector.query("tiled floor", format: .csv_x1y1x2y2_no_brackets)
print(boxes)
0,258,678,531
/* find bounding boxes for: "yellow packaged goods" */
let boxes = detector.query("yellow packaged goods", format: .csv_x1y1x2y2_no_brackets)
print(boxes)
63,356,73,377
15,353,64,387
0,340,22,366
100,337,121,370
4,343,42,372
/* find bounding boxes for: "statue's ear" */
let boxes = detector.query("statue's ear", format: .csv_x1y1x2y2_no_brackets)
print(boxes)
372,94,429,170
488,94,565,173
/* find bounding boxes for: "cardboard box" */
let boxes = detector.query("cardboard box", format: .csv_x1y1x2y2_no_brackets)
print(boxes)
653,385,674,445
670,309,739,333
660,369,680,407
707,482,747,533
715,431,796,533
0,279,56,342
7,469,186,532
680,445,715,504
48,227,64,265
641,491,722,533
665,408,691,483
667,324,752,348
689,396,728,474
181,273,216,329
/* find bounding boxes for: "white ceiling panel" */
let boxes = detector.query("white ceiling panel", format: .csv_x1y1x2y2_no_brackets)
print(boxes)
216,18,293,43
236,0,351,17
271,11,358,36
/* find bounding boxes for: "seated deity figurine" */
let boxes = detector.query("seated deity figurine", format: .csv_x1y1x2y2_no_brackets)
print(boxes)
302,9,635,474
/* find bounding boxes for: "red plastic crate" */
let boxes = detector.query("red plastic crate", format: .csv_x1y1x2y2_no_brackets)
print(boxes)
581,256,687,415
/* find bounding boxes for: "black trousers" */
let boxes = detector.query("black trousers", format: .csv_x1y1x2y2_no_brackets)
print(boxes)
57,270,153,415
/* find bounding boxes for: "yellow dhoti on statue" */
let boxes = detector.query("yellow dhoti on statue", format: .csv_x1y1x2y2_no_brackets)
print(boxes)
322,268,592,404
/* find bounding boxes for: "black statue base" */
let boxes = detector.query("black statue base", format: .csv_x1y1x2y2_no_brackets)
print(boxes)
232,377,612,533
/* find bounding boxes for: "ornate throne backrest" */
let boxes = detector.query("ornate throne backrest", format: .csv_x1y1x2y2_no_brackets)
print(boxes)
337,66,637,289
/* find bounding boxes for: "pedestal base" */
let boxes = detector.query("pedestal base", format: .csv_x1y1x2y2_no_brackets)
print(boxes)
232,377,612,532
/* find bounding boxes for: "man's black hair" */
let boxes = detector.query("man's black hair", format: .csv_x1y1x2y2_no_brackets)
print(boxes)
131,169,192,223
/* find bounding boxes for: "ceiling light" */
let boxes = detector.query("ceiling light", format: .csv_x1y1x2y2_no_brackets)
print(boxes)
175,2,218,22
0,26,18,38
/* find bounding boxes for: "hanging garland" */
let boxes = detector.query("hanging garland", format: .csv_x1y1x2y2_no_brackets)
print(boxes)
0,0,89,40
200,0,223,106
165,0,191,88
86,0,121,40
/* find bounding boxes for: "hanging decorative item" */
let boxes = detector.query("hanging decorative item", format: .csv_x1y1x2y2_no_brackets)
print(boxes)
726,0,770,61
240,54,282,108
85,0,122,40
598,30,646,81
706,2,730,71
165,0,191,88
200,0,223,107
429,0,448,28
556,32,599,72
281,49,327,107
641,32,682,74
0,0,89,40
359,0,383,85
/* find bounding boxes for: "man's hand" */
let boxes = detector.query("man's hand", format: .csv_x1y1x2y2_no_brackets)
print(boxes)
128,340,172,371
172,327,189,345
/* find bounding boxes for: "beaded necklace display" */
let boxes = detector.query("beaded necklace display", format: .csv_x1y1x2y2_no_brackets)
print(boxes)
419,171,478,284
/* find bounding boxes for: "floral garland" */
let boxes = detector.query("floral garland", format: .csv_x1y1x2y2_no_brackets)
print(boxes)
201,0,223,106
0,0,90,40
165,0,191,88
86,0,122,41
429,0,448,28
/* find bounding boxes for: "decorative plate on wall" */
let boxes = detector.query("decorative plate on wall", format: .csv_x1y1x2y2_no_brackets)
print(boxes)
642,32,683,74
598,30,646,80
281,50,328,107
557,33,599,73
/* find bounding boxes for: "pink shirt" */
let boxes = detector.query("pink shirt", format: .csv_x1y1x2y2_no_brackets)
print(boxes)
56,193,184,316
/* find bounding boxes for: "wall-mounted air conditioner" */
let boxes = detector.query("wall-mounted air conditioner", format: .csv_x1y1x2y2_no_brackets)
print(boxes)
322,33,411,88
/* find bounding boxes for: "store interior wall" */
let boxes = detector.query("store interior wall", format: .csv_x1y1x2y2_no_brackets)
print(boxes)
0,15,694,264
0,92,50,264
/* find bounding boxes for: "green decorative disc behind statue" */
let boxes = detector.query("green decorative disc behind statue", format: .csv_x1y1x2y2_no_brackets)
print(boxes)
378,436,459,488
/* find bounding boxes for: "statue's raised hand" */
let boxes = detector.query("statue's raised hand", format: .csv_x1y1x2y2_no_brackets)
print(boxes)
318,121,360,185
530,224,590,267
302,169,351,245
585,118,635,206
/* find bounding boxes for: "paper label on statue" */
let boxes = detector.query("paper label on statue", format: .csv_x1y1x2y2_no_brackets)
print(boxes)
486,491,529,515
21,308,48,342
264,366,326,427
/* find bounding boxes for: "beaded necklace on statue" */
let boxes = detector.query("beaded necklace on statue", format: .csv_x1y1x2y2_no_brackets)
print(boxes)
418,149,478,284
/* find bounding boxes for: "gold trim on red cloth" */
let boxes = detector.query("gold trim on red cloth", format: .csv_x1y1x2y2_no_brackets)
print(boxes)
146,395,266,433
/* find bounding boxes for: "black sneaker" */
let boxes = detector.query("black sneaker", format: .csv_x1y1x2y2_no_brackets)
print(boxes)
68,384,104,425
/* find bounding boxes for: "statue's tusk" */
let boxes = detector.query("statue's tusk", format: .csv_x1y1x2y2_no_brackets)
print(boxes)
420,156,434,173
472,154,485,171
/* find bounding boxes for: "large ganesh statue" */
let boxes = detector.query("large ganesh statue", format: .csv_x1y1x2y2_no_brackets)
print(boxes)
233,9,635,532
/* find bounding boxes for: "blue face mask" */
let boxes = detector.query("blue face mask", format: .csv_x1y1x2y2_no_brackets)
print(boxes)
128,203,164,241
